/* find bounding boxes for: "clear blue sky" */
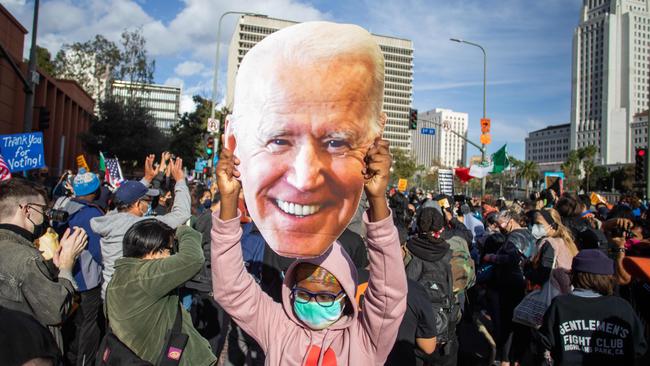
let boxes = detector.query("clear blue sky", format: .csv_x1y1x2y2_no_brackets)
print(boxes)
6,0,583,160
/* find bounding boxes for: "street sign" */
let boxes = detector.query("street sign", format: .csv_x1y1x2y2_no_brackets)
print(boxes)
207,118,219,133
442,121,451,131
397,178,408,192
420,127,436,135
0,132,46,172
438,169,454,196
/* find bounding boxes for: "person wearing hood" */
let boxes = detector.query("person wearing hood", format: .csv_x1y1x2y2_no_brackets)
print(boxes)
405,206,459,365
211,137,407,365
90,155,191,300
55,168,105,365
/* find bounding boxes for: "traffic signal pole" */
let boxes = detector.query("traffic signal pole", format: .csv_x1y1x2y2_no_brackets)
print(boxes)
23,0,40,132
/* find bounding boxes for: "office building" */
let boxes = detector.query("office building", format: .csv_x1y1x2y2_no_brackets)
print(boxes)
411,108,468,169
525,123,571,164
632,109,649,149
110,80,181,131
225,15,414,151
570,0,650,164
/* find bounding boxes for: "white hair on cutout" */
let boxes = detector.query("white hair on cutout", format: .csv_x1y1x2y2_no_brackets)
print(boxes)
231,21,385,139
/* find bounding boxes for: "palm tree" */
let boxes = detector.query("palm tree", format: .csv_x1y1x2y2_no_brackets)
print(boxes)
578,145,598,192
520,160,540,196
561,150,581,191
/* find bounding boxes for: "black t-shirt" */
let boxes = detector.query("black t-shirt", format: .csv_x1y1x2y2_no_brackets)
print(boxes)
540,293,647,365
385,278,437,366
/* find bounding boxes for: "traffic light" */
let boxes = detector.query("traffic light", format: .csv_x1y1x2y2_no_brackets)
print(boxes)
38,107,50,130
206,136,215,156
480,118,491,133
635,147,647,181
203,166,211,175
408,108,418,130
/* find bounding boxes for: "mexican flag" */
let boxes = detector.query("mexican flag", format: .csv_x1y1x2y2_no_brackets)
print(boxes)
99,152,106,172
467,144,510,179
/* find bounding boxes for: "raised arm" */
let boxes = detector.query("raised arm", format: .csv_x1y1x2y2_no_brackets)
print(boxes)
156,158,191,229
211,147,285,352
356,139,408,360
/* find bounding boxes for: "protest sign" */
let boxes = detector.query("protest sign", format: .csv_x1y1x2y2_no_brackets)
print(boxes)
0,132,46,172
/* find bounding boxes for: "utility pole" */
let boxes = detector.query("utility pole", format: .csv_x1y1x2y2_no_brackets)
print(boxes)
450,38,488,197
23,0,40,132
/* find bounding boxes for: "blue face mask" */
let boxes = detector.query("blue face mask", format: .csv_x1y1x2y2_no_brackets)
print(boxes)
293,297,345,330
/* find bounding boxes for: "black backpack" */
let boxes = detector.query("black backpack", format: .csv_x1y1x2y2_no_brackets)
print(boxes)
406,250,459,344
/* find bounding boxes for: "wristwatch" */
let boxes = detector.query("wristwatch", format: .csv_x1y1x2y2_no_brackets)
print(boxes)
610,247,626,254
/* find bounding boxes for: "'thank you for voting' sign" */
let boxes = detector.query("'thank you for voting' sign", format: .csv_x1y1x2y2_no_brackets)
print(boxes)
0,132,46,172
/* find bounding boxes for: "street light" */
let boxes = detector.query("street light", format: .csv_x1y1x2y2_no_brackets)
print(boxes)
210,11,267,153
450,37,487,197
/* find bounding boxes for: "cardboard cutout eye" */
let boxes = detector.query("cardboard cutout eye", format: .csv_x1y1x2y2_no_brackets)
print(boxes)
232,21,383,258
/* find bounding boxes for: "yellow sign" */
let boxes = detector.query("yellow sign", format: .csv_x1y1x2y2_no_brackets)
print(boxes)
397,178,408,192
76,155,89,171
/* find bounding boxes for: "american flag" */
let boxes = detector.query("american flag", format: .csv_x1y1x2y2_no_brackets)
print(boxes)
104,157,124,187
0,153,11,181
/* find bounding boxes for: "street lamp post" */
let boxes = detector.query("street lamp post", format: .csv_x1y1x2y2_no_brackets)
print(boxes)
210,11,266,155
450,38,487,197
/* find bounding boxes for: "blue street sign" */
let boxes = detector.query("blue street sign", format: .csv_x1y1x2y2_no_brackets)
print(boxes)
420,127,436,135
0,132,46,172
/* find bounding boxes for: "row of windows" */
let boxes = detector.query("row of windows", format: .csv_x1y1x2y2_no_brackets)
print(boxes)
385,90,412,99
529,138,569,146
527,153,568,161
385,82,412,92
528,147,568,154
379,45,413,57
384,54,412,64
240,25,276,36
385,69,413,78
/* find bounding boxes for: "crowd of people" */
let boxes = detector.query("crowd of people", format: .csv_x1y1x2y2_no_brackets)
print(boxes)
1,148,650,365
1,19,650,366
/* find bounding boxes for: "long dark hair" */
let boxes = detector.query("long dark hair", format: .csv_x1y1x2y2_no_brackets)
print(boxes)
123,219,174,258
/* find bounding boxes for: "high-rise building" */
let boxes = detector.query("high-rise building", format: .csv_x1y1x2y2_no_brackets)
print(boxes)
110,80,181,132
570,0,650,165
225,15,414,151
411,108,468,169
631,110,649,149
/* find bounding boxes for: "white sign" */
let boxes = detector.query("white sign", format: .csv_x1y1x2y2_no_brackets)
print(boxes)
207,118,220,133
438,169,454,196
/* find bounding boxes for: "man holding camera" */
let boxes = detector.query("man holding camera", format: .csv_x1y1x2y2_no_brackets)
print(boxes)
0,178,88,349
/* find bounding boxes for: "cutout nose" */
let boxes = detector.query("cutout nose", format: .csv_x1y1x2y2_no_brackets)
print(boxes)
286,143,325,191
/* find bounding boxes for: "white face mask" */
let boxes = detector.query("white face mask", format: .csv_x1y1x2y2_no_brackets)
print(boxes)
531,224,548,240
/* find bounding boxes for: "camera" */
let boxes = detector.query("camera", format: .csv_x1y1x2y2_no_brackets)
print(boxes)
46,208,69,222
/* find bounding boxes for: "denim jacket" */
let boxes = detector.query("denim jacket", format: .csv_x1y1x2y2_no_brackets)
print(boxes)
0,226,75,326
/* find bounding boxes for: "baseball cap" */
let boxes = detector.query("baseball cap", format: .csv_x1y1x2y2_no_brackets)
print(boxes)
114,180,159,205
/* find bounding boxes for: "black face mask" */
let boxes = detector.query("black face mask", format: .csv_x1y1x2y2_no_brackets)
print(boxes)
28,210,49,238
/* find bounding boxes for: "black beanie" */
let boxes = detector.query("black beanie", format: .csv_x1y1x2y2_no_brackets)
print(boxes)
417,207,444,235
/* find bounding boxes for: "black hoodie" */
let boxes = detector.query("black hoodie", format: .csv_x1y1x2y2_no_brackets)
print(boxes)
407,235,450,263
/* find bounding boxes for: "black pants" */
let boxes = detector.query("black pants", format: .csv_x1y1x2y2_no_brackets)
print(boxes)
64,286,103,365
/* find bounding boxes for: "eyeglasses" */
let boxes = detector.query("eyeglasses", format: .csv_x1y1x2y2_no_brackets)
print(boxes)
291,287,346,308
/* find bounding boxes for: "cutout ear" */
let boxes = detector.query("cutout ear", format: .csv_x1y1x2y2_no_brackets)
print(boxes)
224,115,237,152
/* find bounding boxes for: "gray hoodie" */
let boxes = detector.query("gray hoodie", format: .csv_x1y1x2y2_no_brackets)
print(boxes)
91,179,191,299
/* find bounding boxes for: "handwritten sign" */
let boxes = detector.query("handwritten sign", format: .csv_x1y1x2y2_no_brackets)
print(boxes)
0,132,46,172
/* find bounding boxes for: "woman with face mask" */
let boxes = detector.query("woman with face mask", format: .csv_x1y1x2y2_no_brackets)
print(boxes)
527,208,579,295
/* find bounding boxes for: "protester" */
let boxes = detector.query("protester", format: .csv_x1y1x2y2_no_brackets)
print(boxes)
405,207,459,365
105,219,216,365
55,168,105,365
540,249,647,365
482,208,535,365
211,133,407,365
527,208,579,294
0,178,87,349
91,156,190,299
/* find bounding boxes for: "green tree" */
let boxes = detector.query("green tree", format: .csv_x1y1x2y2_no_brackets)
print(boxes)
520,160,540,196
561,150,581,192
35,45,55,75
80,97,168,171
390,148,421,185
168,96,224,164
578,145,598,191
116,28,155,90
54,35,121,99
